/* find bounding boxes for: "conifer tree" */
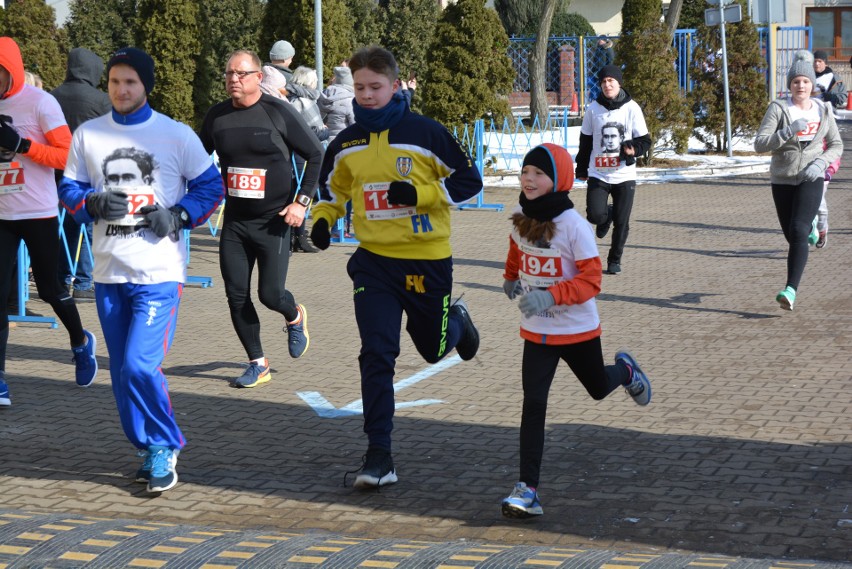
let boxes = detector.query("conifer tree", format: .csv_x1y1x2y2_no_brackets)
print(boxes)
1,0,67,89
494,0,570,37
66,0,136,65
193,0,264,126
137,0,200,126
379,0,440,81
346,0,383,49
688,0,766,152
618,0,693,159
261,0,353,81
421,0,514,128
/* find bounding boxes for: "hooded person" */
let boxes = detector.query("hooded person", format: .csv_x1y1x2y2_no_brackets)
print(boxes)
51,48,112,132
318,66,355,142
0,36,98,408
52,47,113,299
574,64,651,276
499,141,651,518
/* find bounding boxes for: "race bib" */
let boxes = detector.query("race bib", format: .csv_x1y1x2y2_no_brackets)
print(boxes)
106,185,156,226
517,241,564,288
797,121,819,142
594,153,620,171
363,182,416,220
0,162,24,195
227,167,266,199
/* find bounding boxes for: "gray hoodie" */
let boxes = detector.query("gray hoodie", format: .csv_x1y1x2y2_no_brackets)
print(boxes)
754,98,842,185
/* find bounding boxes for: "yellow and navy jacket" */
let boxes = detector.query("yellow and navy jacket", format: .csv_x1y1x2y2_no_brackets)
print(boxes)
314,109,483,260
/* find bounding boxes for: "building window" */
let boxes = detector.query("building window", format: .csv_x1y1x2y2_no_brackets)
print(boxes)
807,7,852,60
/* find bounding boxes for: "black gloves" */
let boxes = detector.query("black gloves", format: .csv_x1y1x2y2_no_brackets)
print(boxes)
309,218,331,250
0,118,27,154
139,204,183,238
620,140,636,166
85,191,129,221
386,181,417,206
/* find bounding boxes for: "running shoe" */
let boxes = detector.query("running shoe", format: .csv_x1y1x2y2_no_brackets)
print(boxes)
606,262,621,275
286,304,310,358
135,449,153,483
449,298,479,361
347,447,398,490
776,286,796,311
808,217,819,246
501,482,543,518
616,350,652,406
147,446,179,493
816,231,827,249
233,359,272,388
72,329,97,387
0,371,10,407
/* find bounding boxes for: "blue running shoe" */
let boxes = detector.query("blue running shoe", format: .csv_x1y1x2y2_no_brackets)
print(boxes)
147,446,179,493
135,449,153,483
286,304,310,358
616,350,652,406
0,371,10,407
502,482,543,518
72,329,97,387
233,360,272,388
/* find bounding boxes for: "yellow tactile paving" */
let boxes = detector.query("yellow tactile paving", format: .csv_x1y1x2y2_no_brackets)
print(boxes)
0,545,30,555
359,561,400,568
59,551,98,562
82,538,121,547
286,554,327,563
14,532,53,541
127,558,166,568
150,544,187,554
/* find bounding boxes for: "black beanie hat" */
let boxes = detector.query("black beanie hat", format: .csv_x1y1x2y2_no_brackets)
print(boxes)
813,50,829,63
598,64,623,85
107,47,155,95
522,146,555,183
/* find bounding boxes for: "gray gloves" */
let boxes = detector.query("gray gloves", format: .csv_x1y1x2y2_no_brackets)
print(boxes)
503,279,523,300
518,290,555,318
85,191,128,221
802,159,827,182
780,118,808,140
139,204,182,238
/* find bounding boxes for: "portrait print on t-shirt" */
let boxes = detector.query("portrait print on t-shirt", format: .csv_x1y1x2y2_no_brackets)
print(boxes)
595,121,624,172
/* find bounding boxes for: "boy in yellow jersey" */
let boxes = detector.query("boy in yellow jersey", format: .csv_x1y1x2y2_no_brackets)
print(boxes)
310,46,481,490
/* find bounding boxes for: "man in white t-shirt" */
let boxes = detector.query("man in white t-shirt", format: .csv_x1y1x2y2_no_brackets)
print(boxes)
58,47,225,495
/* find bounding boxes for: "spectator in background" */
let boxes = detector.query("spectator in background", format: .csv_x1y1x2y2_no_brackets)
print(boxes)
318,66,355,143
259,65,289,101
268,40,320,102
288,66,326,253
812,50,847,108
595,35,615,67
52,47,112,301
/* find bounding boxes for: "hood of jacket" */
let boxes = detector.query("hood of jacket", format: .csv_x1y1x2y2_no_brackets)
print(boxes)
321,84,354,103
0,37,25,99
64,47,105,87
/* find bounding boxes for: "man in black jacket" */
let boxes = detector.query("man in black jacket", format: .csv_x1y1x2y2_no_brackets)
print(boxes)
52,48,111,300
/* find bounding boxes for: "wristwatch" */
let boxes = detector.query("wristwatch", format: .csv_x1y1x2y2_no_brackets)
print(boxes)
174,206,191,227
294,194,312,207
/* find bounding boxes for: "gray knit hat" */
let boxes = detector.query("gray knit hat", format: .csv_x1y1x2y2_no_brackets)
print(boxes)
269,40,295,62
787,50,816,88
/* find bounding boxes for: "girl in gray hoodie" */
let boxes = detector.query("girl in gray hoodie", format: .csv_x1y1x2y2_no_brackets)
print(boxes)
754,50,842,311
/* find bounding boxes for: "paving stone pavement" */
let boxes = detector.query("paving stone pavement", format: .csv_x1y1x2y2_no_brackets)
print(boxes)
2,138,851,567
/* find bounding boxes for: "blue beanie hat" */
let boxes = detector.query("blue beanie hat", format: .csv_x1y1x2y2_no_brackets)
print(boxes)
107,47,155,95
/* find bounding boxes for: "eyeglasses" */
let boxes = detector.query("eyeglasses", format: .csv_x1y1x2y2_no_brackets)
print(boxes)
223,70,259,80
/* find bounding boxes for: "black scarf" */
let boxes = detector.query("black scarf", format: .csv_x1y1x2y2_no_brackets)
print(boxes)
519,191,574,221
